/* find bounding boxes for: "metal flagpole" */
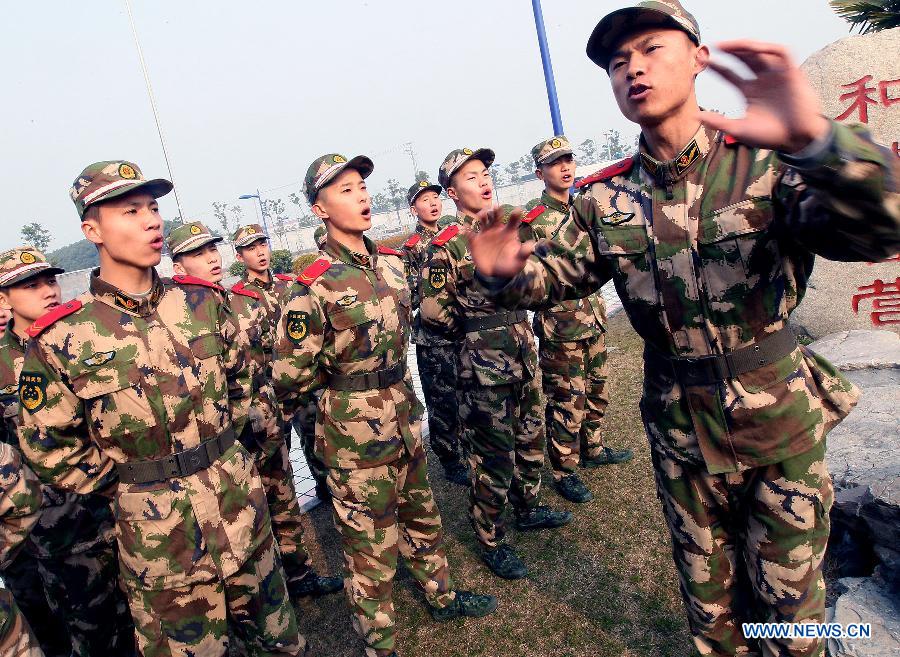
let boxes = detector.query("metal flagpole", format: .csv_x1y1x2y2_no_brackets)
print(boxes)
531,0,565,136
123,0,186,219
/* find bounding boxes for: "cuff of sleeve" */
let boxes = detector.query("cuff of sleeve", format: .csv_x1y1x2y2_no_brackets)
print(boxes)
778,121,835,169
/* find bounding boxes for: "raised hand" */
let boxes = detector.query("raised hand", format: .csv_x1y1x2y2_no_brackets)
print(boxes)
698,40,831,154
467,206,535,279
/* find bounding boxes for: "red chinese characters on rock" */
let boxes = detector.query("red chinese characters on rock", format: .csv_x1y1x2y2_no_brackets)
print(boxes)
852,276,900,326
836,75,900,124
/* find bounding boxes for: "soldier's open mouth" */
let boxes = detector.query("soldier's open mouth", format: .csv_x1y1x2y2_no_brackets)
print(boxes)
629,83,651,100
150,236,164,250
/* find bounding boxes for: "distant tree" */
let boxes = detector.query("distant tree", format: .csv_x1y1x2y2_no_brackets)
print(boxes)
263,198,290,250
578,139,599,164
489,164,508,187
20,222,51,252
414,170,430,183
504,160,523,184
270,249,293,274
606,130,628,159
384,178,407,223
371,192,390,214
229,261,246,277
831,0,900,33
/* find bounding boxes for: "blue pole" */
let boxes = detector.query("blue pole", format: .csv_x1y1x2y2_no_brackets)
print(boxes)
531,0,564,136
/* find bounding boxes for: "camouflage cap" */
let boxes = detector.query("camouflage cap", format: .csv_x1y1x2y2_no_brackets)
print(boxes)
232,224,268,248
0,247,64,288
303,153,374,204
70,161,173,219
586,0,701,70
438,148,496,189
407,180,443,206
166,221,222,256
531,135,574,167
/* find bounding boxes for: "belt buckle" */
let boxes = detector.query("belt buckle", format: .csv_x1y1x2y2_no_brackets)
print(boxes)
176,444,207,476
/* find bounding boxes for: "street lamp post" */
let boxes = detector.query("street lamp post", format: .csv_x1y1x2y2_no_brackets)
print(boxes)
238,188,271,237
531,0,564,136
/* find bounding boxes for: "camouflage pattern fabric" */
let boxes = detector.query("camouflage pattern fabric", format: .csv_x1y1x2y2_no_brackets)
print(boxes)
652,440,831,657
526,193,610,479
272,236,455,656
0,441,43,655
0,323,133,656
18,269,303,654
402,222,439,319
420,212,545,548
416,344,465,468
240,270,293,331
485,121,900,656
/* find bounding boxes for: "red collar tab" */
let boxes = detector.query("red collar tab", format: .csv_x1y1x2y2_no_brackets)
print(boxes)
576,156,636,189
723,134,739,146
377,245,403,256
230,282,261,299
275,273,294,282
403,234,421,248
522,205,546,223
26,300,83,338
431,224,459,246
172,274,224,292
297,259,331,286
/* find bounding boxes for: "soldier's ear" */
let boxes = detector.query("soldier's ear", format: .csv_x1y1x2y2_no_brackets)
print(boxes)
311,202,329,221
81,217,103,247
535,168,544,182
446,187,459,202
693,43,710,77
172,261,187,276
0,291,12,311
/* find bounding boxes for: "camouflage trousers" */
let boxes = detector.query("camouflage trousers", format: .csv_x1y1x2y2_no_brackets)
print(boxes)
292,392,329,493
539,333,610,480
415,344,464,467
127,533,305,657
0,589,43,657
461,375,545,549
651,441,832,657
3,498,134,657
253,437,314,586
327,437,455,657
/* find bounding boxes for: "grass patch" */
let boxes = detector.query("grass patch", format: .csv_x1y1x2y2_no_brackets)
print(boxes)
294,313,692,656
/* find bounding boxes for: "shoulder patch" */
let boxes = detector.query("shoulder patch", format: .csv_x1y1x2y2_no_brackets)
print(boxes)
230,281,261,300
297,258,331,286
26,300,83,338
723,134,739,146
431,224,460,247
171,274,224,292
377,245,403,257
403,234,421,249
522,205,546,224
275,273,295,282
575,156,636,189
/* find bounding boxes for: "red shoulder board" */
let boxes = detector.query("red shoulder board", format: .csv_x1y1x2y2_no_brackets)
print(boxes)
403,234,421,248
230,281,261,300
377,245,403,256
575,157,636,189
431,224,459,247
26,300,83,338
275,273,294,282
172,274,224,292
297,259,331,286
521,205,546,224
723,134,739,146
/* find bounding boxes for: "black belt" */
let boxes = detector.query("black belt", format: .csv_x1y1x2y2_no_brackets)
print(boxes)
644,327,798,386
116,428,236,485
463,310,528,332
326,362,406,392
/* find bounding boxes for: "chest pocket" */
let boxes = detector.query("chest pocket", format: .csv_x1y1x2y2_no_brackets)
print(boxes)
330,299,380,364
596,224,657,307
697,196,775,301
71,365,151,441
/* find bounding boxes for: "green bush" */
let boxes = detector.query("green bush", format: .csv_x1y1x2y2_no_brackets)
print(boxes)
270,249,293,274
229,261,246,277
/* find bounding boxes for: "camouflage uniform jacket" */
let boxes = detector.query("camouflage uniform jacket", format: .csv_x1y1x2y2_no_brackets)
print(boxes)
421,211,537,387
0,441,42,569
489,123,900,474
0,324,114,559
526,191,607,342
240,271,294,330
402,223,447,346
18,270,273,589
272,236,423,469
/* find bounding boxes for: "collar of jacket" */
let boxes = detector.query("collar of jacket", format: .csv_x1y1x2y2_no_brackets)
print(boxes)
540,190,572,214
415,223,439,238
0,322,27,353
638,124,715,187
91,268,165,317
243,270,274,290
324,235,377,269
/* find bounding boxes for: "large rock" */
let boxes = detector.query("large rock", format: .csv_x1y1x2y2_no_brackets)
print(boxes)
826,577,900,657
793,29,900,340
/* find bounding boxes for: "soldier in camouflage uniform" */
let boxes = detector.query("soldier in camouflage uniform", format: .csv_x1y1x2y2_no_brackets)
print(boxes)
401,180,468,485
0,441,44,657
166,221,342,600
233,223,296,319
470,2,900,655
0,247,134,657
19,161,306,656
420,147,571,581
526,137,633,504
273,153,497,657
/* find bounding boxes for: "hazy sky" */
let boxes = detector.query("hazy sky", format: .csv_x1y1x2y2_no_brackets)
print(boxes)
1,0,851,252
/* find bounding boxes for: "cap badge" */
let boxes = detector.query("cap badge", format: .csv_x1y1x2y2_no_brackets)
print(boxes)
419,180,428,187
190,225,202,235
246,226,256,235
333,155,346,163
20,252,36,265
463,148,473,155
118,163,137,180
550,138,561,149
